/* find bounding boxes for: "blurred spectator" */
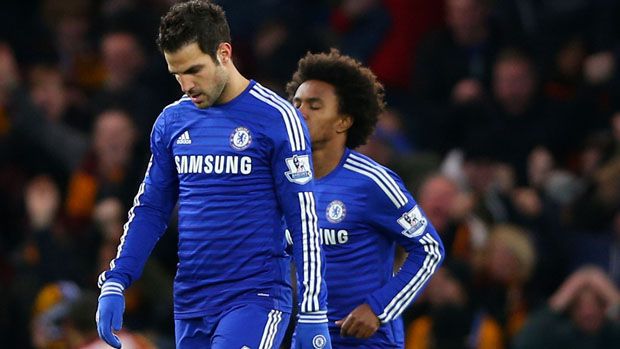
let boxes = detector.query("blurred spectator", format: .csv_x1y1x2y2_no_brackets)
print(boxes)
513,266,620,349
564,207,620,288
27,63,91,133
29,282,157,349
584,51,616,86
0,42,28,246
39,0,105,92
31,281,83,349
92,197,126,274
368,0,444,97
0,42,21,107
9,174,100,342
491,49,537,115
15,175,96,284
328,0,391,64
411,0,502,152
251,16,324,94
357,108,415,167
494,0,619,69
416,174,487,267
10,176,98,347
98,0,162,54
476,224,536,340
100,31,147,93
448,146,510,225
442,146,567,300
544,37,587,102
63,290,157,349
89,30,166,136
406,261,504,349
64,108,142,226
570,156,620,231
1,44,89,183
413,0,498,105
511,147,570,297
464,48,576,184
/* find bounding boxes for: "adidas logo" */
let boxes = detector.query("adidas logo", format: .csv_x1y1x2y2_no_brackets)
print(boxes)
177,130,192,145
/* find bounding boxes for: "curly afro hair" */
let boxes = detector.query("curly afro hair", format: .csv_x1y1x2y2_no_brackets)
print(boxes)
286,49,385,149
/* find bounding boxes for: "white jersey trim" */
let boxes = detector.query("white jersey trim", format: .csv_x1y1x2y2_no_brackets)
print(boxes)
98,156,152,288
298,191,322,312
378,233,441,322
249,84,305,151
346,153,408,207
163,95,191,111
259,310,283,349
254,84,306,151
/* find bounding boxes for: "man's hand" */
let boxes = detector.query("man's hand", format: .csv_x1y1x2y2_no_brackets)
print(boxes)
335,303,380,338
96,281,125,348
295,312,332,349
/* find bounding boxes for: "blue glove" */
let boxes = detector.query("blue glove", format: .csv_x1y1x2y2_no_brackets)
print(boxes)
96,280,125,348
295,312,332,349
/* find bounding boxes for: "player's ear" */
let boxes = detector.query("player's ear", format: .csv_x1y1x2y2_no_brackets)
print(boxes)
216,42,232,64
336,115,353,134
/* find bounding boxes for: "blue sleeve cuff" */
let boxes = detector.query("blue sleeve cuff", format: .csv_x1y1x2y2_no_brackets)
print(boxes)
365,296,387,324
99,280,125,299
298,311,328,324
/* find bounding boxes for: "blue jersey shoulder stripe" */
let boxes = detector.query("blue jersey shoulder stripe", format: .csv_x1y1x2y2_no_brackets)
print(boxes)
343,158,408,208
343,163,403,208
347,153,408,206
248,89,299,151
378,233,441,322
249,84,305,151
163,95,191,111
254,83,306,151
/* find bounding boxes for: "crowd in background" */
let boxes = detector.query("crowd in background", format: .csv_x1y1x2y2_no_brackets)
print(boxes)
1,0,620,348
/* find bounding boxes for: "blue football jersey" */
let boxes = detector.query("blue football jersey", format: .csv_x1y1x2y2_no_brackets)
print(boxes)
98,81,327,320
291,149,444,347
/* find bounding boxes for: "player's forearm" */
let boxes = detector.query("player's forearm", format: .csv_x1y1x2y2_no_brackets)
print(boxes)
367,234,444,323
292,234,328,315
98,200,172,288
289,192,328,316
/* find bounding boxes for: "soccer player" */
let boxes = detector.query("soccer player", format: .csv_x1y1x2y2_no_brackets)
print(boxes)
95,2,331,348
286,50,445,348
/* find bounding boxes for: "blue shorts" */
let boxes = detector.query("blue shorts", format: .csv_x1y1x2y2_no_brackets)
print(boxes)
175,303,291,349
292,318,403,348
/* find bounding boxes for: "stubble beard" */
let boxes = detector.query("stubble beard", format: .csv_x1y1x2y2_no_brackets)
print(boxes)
195,67,228,109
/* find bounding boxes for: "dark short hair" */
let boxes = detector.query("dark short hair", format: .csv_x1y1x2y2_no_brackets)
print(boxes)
286,49,385,149
157,0,231,60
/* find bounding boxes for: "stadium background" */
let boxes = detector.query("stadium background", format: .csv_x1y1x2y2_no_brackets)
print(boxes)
1,0,619,348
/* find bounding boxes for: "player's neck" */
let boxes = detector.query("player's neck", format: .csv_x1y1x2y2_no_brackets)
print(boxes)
312,143,346,179
217,65,249,104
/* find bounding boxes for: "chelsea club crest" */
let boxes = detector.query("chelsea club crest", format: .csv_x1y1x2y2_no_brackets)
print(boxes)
326,200,346,223
230,126,252,150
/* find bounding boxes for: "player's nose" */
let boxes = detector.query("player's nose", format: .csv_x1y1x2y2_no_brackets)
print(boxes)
178,76,195,94
297,105,310,121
